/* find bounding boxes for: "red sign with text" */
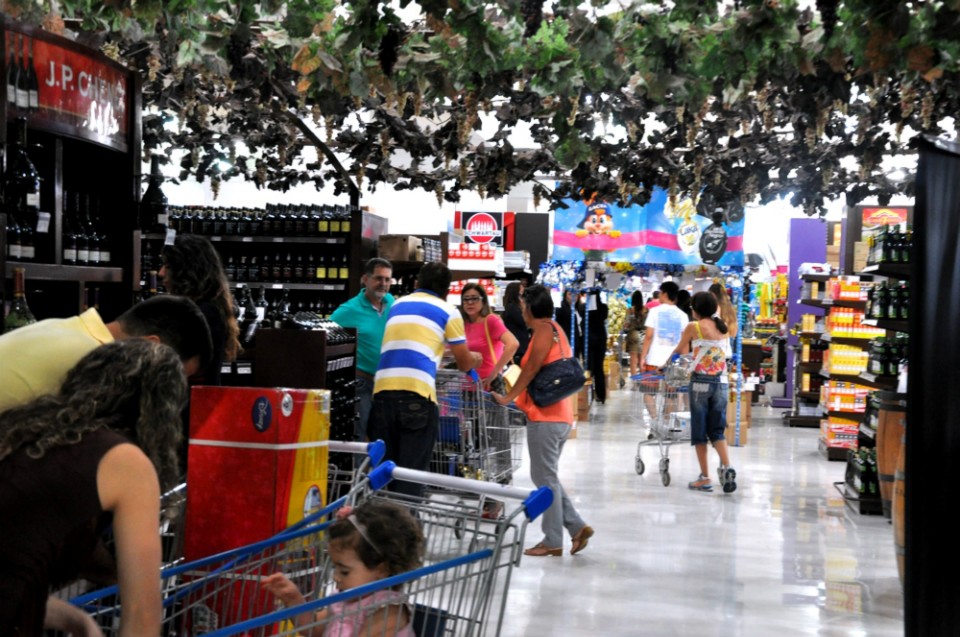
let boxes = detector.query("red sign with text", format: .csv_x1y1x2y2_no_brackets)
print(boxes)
454,211,516,249
862,207,909,227
4,26,129,149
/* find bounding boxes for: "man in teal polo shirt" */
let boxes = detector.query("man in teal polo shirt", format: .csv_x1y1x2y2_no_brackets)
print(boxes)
330,257,394,439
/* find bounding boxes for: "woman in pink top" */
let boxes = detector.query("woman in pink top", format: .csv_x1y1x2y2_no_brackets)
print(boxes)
459,283,519,391
493,285,594,557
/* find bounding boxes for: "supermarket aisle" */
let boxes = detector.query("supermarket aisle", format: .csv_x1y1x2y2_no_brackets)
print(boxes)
497,389,903,637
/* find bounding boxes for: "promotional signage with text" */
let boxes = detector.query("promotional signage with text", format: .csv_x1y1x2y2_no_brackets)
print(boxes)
4,26,129,149
454,211,516,249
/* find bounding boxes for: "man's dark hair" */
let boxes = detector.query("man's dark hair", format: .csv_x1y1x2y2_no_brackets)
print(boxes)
364,258,393,276
416,262,452,296
522,284,554,319
117,296,213,370
659,281,680,302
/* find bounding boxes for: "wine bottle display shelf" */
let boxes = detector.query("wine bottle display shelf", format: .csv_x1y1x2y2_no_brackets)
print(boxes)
4,262,123,282
142,234,348,245
234,281,346,291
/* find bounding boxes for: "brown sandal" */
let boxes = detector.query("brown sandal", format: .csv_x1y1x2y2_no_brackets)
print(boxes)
523,543,562,557
570,525,594,555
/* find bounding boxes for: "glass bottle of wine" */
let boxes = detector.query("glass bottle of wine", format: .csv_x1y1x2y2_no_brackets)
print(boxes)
26,36,39,111
3,118,41,262
6,35,18,107
61,190,78,265
15,34,29,110
4,267,37,331
81,194,101,265
139,156,169,232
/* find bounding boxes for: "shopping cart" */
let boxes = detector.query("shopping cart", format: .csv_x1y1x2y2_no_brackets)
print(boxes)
435,368,525,487
67,463,551,637
633,355,693,486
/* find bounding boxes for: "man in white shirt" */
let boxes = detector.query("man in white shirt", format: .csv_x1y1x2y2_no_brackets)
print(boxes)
638,281,689,421
640,281,689,371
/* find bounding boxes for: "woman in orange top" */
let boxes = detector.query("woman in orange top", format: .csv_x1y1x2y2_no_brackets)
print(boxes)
493,285,594,557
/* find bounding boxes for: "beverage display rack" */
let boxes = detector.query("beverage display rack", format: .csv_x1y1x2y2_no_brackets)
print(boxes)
2,19,140,327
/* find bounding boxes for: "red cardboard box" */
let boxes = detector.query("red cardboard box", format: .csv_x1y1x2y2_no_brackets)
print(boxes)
185,387,330,560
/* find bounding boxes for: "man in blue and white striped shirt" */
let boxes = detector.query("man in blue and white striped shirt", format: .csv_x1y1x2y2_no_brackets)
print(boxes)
369,262,480,497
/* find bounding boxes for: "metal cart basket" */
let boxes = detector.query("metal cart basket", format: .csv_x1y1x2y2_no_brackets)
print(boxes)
633,355,693,486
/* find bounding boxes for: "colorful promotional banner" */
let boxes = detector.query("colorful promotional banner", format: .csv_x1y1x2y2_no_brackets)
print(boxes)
4,26,129,149
861,206,910,228
552,188,745,266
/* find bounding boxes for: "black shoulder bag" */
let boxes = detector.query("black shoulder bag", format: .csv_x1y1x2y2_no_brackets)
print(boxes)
527,321,587,407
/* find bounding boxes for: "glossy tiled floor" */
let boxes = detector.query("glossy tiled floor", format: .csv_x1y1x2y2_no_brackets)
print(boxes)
496,388,904,637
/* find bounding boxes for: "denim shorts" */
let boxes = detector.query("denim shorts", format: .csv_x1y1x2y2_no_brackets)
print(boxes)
689,373,728,445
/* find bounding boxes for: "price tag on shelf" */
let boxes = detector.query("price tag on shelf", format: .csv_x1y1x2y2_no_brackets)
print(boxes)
36,212,51,233
272,237,283,242
242,237,253,242
164,228,177,246
271,284,283,289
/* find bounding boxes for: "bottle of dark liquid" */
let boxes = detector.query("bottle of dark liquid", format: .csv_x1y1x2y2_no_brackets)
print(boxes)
240,286,261,348
255,286,269,322
271,251,283,282
224,208,238,235
26,36,38,111
262,204,276,236
72,193,90,266
3,118,40,262
306,253,317,281
81,194,100,265
283,204,298,236
282,251,293,282
248,208,262,236
237,255,249,282
15,34,29,110
6,36,17,107
316,255,328,283
224,254,237,282
4,267,37,331
294,254,305,282
5,212,22,260
93,195,110,266
200,207,214,236
140,156,169,232
61,191,78,265
248,255,260,283
143,270,159,299
259,253,272,282
212,207,226,235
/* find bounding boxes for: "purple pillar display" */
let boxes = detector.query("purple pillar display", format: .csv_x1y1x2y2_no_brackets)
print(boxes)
780,218,827,407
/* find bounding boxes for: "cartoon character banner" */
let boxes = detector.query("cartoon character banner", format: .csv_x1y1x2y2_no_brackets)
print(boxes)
552,188,745,266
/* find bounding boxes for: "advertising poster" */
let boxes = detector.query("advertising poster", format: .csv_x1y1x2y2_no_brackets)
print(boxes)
551,188,745,266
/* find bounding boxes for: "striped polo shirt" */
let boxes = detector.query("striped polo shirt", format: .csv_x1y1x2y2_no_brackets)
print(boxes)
373,291,466,402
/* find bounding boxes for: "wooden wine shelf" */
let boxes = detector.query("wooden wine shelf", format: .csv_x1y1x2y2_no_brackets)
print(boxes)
5,262,124,283
234,281,347,291
142,233,348,245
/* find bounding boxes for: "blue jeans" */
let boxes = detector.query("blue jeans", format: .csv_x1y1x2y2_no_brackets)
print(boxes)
368,391,438,498
355,376,374,440
689,373,727,445
526,421,587,548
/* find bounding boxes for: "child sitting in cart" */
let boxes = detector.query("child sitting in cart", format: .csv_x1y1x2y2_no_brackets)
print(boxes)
262,501,424,637
667,291,738,494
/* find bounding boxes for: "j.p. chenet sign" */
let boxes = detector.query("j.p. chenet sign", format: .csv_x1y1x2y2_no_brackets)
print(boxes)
4,24,130,150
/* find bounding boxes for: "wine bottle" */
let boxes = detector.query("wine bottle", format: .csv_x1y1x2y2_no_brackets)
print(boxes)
4,267,37,331
139,156,169,232
73,193,90,266
61,191,78,265
15,34,29,110
81,194,100,265
145,270,159,299
4,212,22,260
92,195,110,265
3,118,41,262
6,36,17,107
240,286,261,347
224,254,237,282
255,285,269,321
282,252,293,282
247,255,260,283
26,36,39,110
338,254,349,280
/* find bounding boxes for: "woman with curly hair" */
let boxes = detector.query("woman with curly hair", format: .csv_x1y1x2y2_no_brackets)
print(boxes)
160,234,240,384
0,339,187,636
